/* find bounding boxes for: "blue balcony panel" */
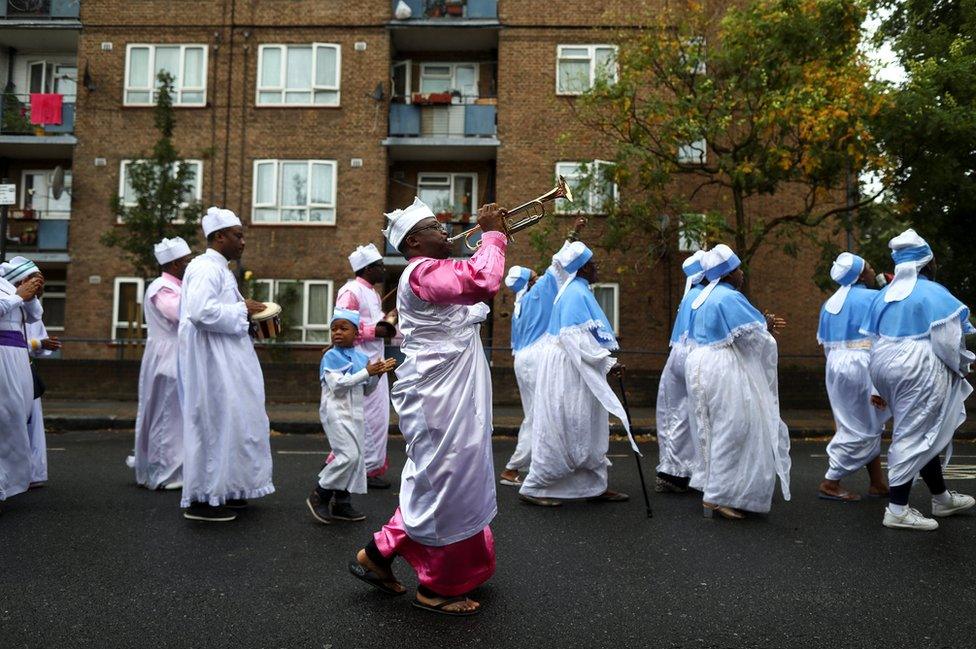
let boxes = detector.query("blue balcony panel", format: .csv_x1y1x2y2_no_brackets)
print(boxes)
38,219,69,250
389,103,421,137
464,105,495,136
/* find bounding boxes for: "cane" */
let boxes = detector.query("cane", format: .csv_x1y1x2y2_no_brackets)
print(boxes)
617,372,652,518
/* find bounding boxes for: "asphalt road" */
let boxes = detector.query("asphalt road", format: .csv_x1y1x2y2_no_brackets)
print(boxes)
2,432,975,649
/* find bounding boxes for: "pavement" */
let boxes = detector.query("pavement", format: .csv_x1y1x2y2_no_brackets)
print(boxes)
2,433,976,648
37,399,976,438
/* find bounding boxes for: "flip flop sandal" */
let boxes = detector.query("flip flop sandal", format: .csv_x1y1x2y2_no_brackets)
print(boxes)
348,562,406,596
412,596,481,617
818,491,861,502
499,476,523,486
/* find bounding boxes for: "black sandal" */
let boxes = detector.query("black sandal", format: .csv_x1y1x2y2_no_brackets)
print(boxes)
412,595,481,617
348,561,406,596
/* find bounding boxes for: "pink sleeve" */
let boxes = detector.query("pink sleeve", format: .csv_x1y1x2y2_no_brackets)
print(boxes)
409,231,508,305
151,287,181,324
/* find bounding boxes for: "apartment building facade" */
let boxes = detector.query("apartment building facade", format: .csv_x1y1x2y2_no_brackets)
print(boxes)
5,0,832,369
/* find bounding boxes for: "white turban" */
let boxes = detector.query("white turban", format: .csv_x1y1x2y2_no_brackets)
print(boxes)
153,236,192,266
382,197,435,251
691,244,741,309
348,243,383,272
202,205,242,237
553,241,594,302
885,228,933,303
824,252,866,314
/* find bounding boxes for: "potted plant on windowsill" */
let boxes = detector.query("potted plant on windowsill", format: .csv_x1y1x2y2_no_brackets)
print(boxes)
21,226,37,246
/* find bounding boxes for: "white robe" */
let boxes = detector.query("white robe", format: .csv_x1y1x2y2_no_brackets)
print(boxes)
868,317,974,487
132,275,183,489
0,278,40,501
317,364,377,494
177,249,274,508
655,340,700,479
392,259,496,546
521,329,632,499
336,278,391,475
506,341,542,471
686,327,792,513
25,319,51,484
823,345,888,480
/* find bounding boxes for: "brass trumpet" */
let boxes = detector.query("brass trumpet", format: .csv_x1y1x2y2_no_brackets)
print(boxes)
447,176,574,251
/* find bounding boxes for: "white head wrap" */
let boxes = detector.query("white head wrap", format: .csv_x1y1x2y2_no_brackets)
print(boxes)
505,266,533,317
553,241,594,303
885,229,933,303
348,243,383,272
0,256,40,285
824,252,866,315
681,250,707,297
691,244,741,310
202,206,242,237
382,197,435,251
153,236,192,266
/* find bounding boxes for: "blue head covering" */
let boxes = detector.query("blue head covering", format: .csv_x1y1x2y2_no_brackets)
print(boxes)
511,268,560,352
687,282,766,346
547,276,617,349
320,345,369,378
330,307,361,328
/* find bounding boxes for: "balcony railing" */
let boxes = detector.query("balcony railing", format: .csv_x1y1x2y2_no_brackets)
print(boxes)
0,0,80,19
385,219,480,257
0,92,74,135
392,0,497,20
389,103,496,138
4,215,70,252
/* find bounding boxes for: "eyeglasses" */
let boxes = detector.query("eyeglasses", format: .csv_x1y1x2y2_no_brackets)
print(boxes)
409,222,448,236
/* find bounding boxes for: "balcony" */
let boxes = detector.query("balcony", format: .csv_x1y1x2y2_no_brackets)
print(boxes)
4,213,70,262
385,103,499,160
0,0,80,20
392,0,497,20
0,92,76,157
389,0,499,52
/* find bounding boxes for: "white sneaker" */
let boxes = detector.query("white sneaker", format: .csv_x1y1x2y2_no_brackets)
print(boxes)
932,491,976,518
883,507,939,531
161,480,183,491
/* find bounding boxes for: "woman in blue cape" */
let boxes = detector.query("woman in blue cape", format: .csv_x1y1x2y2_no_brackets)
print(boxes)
685,245,791,519
861,229,975,531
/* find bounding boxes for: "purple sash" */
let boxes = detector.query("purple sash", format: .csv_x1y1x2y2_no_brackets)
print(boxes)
0,329,27,348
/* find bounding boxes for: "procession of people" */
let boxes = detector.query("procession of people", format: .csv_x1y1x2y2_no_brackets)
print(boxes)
1,193,973,613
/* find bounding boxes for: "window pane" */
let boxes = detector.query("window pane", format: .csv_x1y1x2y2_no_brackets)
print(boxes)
560,47,590,57
558,60,590,93
420,77,450,94
260,47,282,87
286,46,312,90
275,281,302,327
315,46,337,87
42,296,65,328
307,284,330,325
253,207,277,222
280,162,308,207
281,208,306,222
251,282,272,303
313,90,338,105
594,47,616,81
284,90,312,104
455,64,477,96
309,209,332,223
259,91,282,104
122,164,136,204
593,287,617,331
452,175,474,219
29,62,46,94
419,174,450,185
309,163,333,205
181,91,203,104
255,162,275,204
424,65,451,76
128,47,150,87
116,282,138,321
154,46,180,84
418,186,451,216
183,47,204,87
305,329,329,343
178,162,199,204
126,91,151,104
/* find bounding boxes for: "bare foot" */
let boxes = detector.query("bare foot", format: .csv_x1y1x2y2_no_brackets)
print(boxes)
499,469,521,484
356,548,406,594
416,591,480,613
818,479,860,501
868,484,889,497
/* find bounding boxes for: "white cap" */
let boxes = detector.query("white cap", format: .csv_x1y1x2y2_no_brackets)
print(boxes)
824,252,866,314
202,205,242,237
382,197,435,251
692,244,741,309
348,243,383,272
153,236,192,266
553,241,594,302
0,256,39,284
885,228,933,303
681,250,706,296
505,266,532,293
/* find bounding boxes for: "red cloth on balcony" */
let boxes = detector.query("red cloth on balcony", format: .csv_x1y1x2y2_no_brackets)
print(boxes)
29,93,63,126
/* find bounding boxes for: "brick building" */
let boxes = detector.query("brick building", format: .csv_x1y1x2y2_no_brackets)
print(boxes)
4,0,834,381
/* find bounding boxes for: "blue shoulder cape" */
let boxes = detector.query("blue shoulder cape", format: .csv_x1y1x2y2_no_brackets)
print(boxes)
860,277,975,340
547,277,618,350
817,284,877,345
511,269,559,352
669,283,705,346
320,345,369,378
688,282,766,346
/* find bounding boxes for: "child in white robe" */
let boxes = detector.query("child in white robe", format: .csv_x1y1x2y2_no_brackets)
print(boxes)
307,308,396,523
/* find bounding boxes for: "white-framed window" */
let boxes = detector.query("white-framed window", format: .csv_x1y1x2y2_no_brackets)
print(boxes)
417,172,477,222
678,213,705,252
119,160,203,218
27,61,76,101
252,159,337,225
681,37,707,75
39,279,66,332
251,279,333,343
419,63,479,100
256,44,341,106
556,44,618,95
391,59,412,103
592,283,619,334
112,277,146,339
21,169,72,219
555,161,618,215
124,44,208,106
677,139,707,166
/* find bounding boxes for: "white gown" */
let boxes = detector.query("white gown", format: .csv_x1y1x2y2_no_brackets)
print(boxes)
177,248,274,508
25,319,51,484
823,345,888,480
0,278,40,501
507,341,542,471
655,340,700,478
317,352,378,494
392,259,496,546
132,275,183,489
336,278,391,475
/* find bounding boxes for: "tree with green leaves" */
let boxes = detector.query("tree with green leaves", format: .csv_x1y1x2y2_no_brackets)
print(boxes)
101,71,203,279
869,0,976,306
565,0,890,278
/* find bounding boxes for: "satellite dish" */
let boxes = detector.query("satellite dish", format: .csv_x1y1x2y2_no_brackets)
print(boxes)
51,166,65,200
